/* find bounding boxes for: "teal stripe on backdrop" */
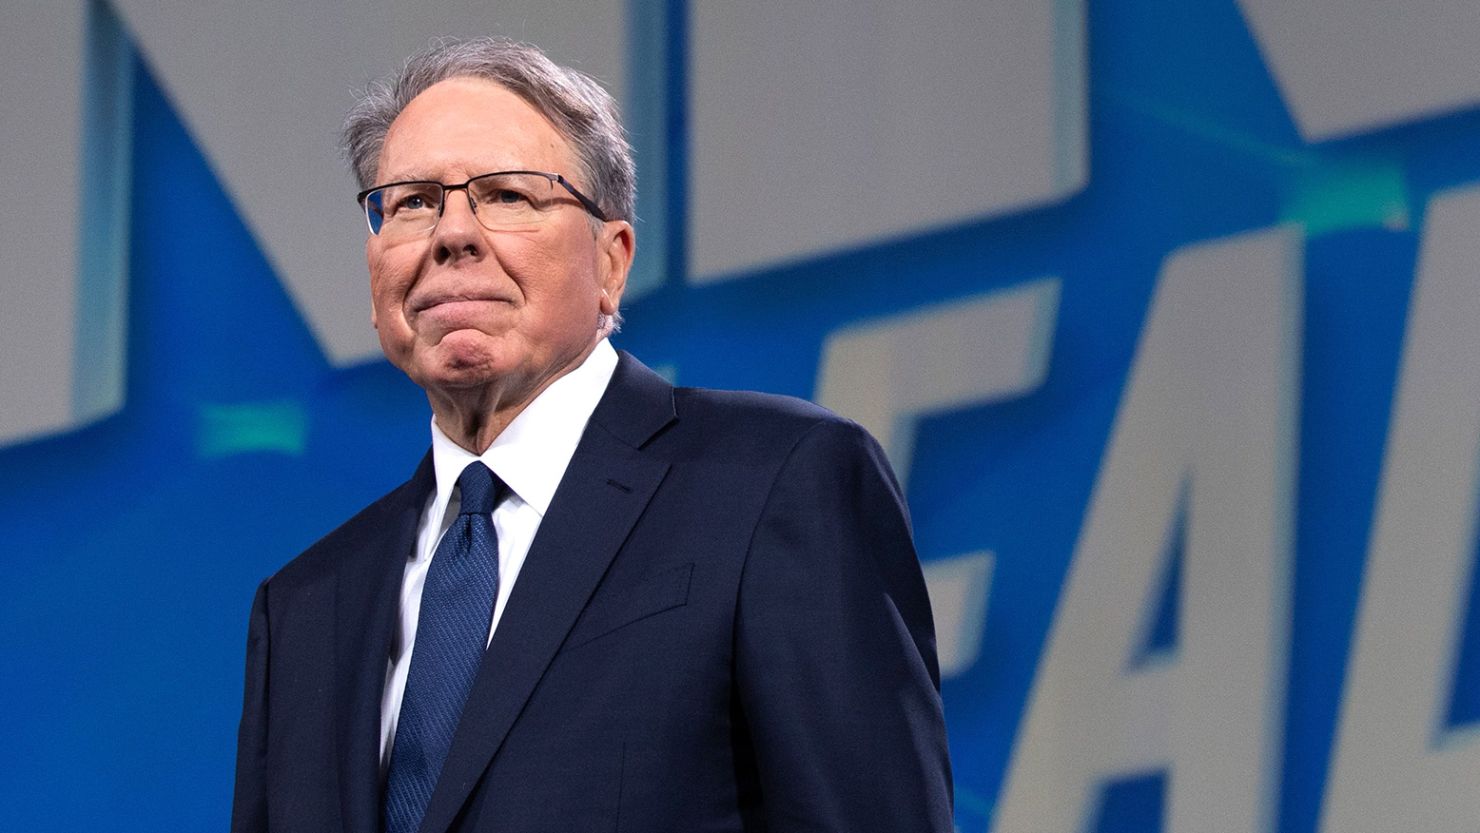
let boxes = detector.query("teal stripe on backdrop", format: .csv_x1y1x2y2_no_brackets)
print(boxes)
624,0,687,297
72,0,133,425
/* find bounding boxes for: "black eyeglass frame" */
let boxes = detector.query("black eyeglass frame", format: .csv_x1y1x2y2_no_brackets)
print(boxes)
356,169,609,235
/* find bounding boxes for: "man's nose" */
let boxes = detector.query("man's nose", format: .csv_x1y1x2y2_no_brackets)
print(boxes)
432,190,484,263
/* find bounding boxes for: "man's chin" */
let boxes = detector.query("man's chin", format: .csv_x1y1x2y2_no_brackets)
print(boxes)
427,331,511,374
416,360,509,392
392,338,496,388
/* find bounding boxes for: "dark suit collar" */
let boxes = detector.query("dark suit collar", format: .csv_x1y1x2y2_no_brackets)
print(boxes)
589,350,678,449
418,350,675,833
335,451,435,833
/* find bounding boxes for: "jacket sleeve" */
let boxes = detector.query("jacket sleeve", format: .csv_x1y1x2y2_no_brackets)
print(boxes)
230,579,271,833
735,418,954,832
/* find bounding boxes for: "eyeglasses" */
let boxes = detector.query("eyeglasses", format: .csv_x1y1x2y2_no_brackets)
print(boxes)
356,170,608,239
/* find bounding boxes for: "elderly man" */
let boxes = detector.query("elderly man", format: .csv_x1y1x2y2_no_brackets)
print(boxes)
231,37,952,833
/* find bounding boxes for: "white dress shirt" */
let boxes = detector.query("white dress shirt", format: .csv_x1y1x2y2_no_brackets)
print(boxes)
378,339,619,770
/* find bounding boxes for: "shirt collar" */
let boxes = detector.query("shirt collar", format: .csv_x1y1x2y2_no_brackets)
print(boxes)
428,338,618,520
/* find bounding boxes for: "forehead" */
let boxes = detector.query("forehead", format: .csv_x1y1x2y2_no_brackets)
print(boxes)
377,77,575,182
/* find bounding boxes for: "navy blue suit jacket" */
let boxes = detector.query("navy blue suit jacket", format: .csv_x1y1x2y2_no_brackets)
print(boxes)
231,352,953,832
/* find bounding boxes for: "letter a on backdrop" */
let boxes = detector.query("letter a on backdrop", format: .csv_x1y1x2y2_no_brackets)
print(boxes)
994,227,1301,833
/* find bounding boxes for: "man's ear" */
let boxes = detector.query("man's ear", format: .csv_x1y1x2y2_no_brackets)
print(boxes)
597,220,635,316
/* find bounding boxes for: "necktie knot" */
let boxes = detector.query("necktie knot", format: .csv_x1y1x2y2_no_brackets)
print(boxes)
456,462,499,516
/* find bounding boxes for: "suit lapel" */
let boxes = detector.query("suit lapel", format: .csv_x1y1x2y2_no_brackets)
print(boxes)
419,353,676,833
335,452,435,833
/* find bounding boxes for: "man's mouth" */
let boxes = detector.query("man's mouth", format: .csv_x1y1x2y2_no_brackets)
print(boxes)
411,292,510,316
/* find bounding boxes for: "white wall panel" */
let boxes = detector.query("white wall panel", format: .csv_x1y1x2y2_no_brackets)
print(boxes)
688,0,1086,281
0,3,86,443
1239,0,1480,140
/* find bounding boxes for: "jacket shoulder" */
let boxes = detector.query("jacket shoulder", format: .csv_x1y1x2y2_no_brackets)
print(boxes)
674,385,833,425
662,385,876,463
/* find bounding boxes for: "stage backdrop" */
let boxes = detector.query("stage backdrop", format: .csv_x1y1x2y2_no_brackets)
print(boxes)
5,1,1480,831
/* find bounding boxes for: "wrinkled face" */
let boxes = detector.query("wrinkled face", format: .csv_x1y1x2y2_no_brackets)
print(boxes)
367,77,631,400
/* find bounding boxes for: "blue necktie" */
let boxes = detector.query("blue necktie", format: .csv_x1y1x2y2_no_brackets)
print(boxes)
384,462,502,833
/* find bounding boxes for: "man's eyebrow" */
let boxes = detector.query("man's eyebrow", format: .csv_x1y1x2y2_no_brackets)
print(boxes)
377,172,442,184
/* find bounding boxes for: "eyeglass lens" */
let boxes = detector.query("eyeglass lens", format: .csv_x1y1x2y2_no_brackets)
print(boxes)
364,172,569,237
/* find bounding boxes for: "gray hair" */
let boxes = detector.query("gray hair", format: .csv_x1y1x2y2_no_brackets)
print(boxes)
341,36,636,224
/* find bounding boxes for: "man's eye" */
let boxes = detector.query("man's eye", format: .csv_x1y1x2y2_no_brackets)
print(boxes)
483,188,530,206
395,193,436,212
381,188,440,217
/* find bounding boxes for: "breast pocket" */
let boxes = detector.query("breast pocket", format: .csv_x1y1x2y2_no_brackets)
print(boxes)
564,562,694,650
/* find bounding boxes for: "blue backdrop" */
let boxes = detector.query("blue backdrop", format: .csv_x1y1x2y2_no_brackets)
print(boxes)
7,2,1480,831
